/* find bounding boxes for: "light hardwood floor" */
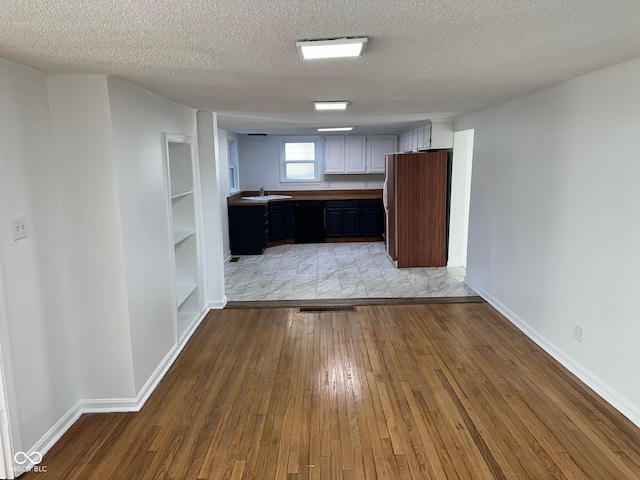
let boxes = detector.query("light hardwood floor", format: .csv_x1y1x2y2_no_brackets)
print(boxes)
23,303,640,479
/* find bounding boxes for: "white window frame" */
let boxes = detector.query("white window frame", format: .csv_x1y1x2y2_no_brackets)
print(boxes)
228,136,239,193
279,136,322,184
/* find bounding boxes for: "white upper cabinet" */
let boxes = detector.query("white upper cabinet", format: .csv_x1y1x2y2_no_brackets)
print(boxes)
367,135,397,173
400,131,412,152
399,121,433,152
345,135,367,173
324,135,345,173
324,134,398,174
417,123,431,150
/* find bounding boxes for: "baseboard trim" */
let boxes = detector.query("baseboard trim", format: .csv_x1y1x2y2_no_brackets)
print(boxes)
85,306,210,414
23,308,213,463
209,296,227,309
24,400,83,467
136,306,209,410
224,250,232,262
82,397,140,413
465,277,640,429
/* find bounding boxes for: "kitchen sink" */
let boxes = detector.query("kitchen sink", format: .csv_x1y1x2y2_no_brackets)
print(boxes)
241,194,292,201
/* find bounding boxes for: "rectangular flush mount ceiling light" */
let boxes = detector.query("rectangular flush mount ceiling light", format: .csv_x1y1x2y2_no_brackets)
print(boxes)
297,37,368,59
318,127,354,132
314,101,349,110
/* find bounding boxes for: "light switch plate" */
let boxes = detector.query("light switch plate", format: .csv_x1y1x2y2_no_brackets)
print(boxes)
13,217,28,241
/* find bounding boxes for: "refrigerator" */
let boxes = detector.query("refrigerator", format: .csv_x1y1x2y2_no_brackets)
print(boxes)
383,151,449,268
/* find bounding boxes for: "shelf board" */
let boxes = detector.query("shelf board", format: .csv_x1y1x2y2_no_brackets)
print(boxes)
171,190,194,200
176,284,197,308
173,229,195,245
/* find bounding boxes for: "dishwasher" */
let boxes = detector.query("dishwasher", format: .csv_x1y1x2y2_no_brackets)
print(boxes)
293,200,325,243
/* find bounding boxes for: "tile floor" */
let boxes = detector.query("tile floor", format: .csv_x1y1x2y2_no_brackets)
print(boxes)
224,241,476,301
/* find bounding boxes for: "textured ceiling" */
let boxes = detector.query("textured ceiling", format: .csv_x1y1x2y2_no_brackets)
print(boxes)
3,0,640,133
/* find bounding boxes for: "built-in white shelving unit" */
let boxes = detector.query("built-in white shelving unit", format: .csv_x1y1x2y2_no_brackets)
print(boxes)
165,134,201,339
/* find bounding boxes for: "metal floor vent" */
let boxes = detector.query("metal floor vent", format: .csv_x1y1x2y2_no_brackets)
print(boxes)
298,306,356,313
229,257,241,263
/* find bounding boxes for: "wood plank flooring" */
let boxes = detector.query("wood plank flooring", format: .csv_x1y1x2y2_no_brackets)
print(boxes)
23,303,640,479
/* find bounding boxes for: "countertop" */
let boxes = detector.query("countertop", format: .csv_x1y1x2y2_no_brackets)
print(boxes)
227,189,383,206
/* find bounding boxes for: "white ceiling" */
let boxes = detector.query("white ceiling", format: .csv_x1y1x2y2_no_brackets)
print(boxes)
3,0,640,134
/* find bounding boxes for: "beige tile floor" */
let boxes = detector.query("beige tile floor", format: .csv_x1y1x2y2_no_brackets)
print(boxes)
224,241,476,301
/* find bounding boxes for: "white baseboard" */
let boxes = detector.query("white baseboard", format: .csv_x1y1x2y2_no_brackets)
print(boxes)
23,400,82,470
22,308,213,465
224,250,232,262
465,277,640,429
82,397,141,413
132,306,208,411
209,296,227,309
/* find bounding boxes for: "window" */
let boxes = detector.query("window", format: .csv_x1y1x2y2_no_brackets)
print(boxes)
280,136,321,183
228,137,239,193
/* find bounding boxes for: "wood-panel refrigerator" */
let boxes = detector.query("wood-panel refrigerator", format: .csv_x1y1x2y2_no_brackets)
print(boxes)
383,151,449,267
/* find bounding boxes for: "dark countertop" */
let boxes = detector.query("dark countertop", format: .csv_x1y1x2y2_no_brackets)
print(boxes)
227,189,383,206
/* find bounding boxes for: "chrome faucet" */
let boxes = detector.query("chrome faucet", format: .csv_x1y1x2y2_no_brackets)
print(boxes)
259,186,265,197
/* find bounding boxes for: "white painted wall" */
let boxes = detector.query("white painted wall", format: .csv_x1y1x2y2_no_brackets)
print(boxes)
0,64,221,462
47,75,136,400
197,112,227,308
448,129,474,267
456,58,640,425
217,129,233,259
0,60,79,452
237,134,385,191
107,78,200,393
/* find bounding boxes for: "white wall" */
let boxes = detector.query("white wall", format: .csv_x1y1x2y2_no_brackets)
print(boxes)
448,129,474,267
107,78,200,393
237,134,385,191
456,58,640,425
0,60,79,451
0,63,222,462
197,112,227,307
217,129,233,258
47,75,136,401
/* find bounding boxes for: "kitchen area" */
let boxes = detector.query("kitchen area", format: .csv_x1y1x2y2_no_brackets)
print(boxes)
222,119,476,302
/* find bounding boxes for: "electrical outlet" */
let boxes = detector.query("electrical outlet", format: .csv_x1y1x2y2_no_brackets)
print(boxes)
12,217,28,241
573,323,584,343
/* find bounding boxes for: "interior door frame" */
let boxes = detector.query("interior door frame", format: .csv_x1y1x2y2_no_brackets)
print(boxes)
0,257,18,479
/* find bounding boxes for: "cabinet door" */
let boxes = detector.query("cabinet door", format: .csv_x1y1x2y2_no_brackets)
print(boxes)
345,135,367,173
411,128,418,152
324,136,345,173
401,131,413,152
419,123,431,149
269,204,286,241
417,125,426,150
325,208,343,237
285,202,294,240
367,135,397,173
343,208,360,237
229,205,268,255
361,206,383,237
